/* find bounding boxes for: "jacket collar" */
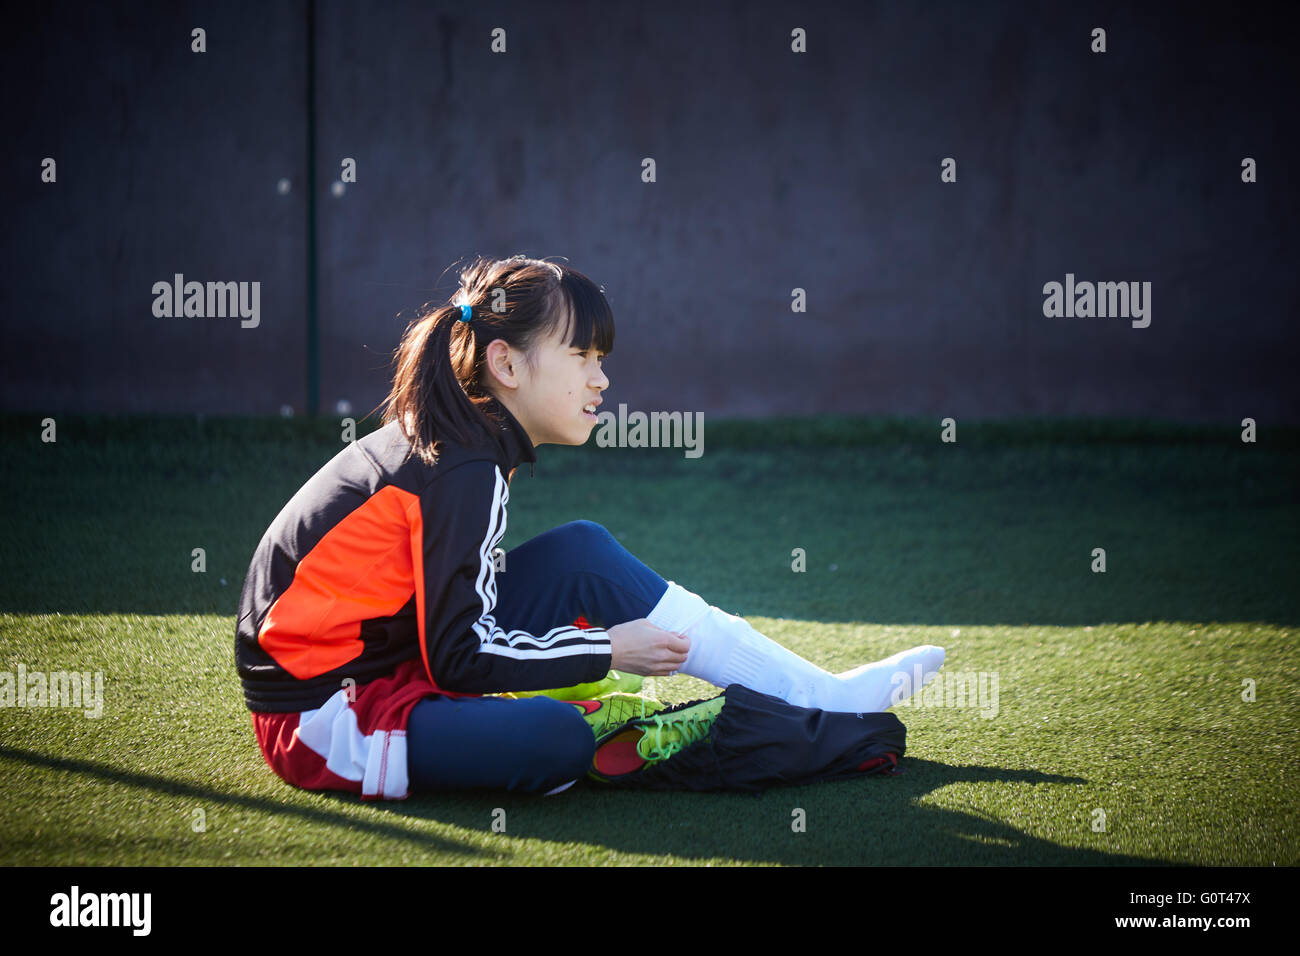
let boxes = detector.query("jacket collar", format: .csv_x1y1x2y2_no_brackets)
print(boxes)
482,394,538,478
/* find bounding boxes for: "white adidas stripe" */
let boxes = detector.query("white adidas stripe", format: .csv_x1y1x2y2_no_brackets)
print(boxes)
467,466,611,660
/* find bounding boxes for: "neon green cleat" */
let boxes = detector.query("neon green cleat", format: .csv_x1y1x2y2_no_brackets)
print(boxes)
589,695,727,782
570,692,666,742
635,696,727,762
498,669,644,702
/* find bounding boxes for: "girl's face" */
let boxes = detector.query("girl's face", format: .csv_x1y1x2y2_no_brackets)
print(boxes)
487,309,609,448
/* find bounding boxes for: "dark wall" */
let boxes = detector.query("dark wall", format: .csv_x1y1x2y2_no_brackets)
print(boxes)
4,1,308,415
4,0,1297,423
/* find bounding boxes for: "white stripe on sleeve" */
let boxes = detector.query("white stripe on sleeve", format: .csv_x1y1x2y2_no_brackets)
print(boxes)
469,466,612,661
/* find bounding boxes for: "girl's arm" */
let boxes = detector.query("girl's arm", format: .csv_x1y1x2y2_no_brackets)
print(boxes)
410,458,613,694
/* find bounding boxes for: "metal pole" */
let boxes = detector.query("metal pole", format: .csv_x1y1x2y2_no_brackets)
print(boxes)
304,0,320,416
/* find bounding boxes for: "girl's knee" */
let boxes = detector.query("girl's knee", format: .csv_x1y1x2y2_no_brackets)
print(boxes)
555,519,617,550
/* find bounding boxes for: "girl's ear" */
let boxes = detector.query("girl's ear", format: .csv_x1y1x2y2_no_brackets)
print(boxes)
484,338,523,389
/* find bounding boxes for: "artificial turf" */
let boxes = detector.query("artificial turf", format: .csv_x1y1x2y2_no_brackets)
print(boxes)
1,412,1296,865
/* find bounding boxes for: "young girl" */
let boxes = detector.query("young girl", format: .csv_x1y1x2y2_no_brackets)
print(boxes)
234,255,945,800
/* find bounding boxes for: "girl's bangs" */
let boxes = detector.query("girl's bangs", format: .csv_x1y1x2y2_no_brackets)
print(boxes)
559,270,615,355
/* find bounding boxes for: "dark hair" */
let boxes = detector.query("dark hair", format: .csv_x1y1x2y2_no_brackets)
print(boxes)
379,255,615,466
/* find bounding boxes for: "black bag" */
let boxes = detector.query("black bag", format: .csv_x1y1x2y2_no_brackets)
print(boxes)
595,683,907,793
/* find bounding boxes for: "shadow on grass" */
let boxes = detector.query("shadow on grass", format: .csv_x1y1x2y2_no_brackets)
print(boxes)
2,744,1172,865
0,744,486,860
367,758,1166,866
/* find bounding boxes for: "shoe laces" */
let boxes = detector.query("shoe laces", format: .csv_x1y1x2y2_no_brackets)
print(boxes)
603,694,655,725
637,709,713,762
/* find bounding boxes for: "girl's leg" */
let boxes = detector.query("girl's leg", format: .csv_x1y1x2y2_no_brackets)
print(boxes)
494,520,945,714
404,521,664,797
406,693,593,794
492,519,670,635
646,580,946,714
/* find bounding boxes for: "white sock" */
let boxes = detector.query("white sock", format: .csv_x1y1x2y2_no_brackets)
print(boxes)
646,580,946,713
834,645,948,709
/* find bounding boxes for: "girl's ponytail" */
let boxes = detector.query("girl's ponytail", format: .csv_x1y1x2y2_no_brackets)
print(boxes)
379,255,616,468
382,302,491,467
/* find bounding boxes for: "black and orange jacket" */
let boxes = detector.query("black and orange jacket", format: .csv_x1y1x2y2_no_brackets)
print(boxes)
235,396,613,713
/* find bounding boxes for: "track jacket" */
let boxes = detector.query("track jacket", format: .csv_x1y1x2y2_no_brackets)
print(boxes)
234,395,613,713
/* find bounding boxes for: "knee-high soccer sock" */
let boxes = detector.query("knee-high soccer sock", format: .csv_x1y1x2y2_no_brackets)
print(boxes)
646,580,946,713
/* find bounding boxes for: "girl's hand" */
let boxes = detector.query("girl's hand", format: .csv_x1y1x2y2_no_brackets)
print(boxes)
606,618,690,676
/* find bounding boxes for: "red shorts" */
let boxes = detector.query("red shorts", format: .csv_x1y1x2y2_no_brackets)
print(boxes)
250,657,478,801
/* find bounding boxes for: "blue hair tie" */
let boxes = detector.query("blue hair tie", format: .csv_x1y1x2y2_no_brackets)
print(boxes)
458,304,473,323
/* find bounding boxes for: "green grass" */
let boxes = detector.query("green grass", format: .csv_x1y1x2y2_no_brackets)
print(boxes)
1,412,1297,865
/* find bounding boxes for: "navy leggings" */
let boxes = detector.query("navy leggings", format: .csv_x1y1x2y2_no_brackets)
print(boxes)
405,520,670,794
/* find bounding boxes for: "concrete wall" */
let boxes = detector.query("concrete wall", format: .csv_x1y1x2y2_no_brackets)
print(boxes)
4,0,1297,423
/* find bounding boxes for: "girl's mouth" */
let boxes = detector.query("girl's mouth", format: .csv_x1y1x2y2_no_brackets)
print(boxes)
582,401,599,421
